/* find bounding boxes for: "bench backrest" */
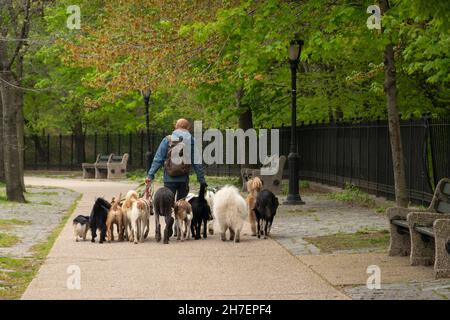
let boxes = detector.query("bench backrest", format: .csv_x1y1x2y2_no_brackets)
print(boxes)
430,178,450,214
110,153,129,164
260,155,286,177
96,154,113,164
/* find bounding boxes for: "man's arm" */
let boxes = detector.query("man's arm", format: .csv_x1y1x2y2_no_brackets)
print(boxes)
191,136,206,184
148,137,169,180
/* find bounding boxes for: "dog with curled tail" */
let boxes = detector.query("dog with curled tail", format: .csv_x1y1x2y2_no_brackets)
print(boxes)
106,195,125,242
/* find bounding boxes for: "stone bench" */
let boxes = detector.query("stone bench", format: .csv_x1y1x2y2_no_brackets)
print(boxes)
107,153,129,180
388,178,450,278
82,154,113,179
241,155,286,194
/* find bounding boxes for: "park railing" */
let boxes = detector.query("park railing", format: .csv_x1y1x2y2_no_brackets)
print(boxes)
24,116,450,205
287,116,450,206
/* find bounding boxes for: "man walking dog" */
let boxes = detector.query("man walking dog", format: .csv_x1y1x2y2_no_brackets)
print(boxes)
145,118,206,200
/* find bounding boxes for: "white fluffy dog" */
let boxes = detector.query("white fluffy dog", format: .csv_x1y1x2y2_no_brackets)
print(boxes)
213,185,247,243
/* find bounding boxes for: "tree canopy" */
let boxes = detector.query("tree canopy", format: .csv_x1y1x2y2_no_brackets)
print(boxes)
16,0,450,134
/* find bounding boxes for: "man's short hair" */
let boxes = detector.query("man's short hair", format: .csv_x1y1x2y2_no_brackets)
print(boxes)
175,118,190,130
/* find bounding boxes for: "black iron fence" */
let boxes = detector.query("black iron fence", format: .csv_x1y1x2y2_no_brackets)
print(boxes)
289,117,450,205
24,116,450,205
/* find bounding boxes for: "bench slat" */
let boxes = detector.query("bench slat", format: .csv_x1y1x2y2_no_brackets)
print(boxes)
414,226,435,238
437,201,450,214
443,183,450,196
392,219,409,229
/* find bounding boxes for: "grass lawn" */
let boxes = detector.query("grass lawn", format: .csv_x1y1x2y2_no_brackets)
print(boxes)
0,219,31,227
0,233,20,247
0,194,81,299
304,228,390,254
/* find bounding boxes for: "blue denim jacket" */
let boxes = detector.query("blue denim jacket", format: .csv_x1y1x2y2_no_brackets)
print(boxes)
148,129,205,184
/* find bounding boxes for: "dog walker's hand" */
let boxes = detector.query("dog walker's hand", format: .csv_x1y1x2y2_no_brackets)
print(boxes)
145,177,151,185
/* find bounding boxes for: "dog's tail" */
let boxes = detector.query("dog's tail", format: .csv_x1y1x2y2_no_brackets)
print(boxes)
247,177,263,195
123,190,139,209
199,182,207,200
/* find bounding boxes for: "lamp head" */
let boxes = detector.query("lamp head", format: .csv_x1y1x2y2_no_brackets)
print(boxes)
288,34,304,62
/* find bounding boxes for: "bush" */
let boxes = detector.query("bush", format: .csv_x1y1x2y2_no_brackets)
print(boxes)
329,182,376,208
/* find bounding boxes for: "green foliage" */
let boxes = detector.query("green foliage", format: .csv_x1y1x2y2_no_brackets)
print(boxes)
20,0,450,135
329,182,376,208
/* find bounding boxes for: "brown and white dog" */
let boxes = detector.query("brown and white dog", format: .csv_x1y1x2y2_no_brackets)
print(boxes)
122,189,153,244
174,199,192,241
106,196,125,242
122,190,138,242
246,177,263,236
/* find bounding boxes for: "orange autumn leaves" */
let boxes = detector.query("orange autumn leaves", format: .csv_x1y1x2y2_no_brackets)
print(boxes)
65,0,225,100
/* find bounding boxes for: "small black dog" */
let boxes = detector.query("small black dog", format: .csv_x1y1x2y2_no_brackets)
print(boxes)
189,182,210,240
254,190,279,239
153,187,175,244
89,198,111,243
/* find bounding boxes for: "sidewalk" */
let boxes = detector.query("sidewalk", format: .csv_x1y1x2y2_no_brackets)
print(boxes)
21,177,347,300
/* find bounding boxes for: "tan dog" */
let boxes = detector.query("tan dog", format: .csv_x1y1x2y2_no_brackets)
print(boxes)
122,190,139,242
174,199,192,241
129,197,152,244
106,196,124,242
246,177,263,236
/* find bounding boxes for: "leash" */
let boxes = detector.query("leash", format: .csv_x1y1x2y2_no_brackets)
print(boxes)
144,182,154,200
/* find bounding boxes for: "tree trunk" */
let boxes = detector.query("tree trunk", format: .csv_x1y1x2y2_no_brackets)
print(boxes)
380,0,408,208
0,71,25,202
0,95,4,182
236,86,256,178
237,87,253,130
16,87,25,192
73,119,85,165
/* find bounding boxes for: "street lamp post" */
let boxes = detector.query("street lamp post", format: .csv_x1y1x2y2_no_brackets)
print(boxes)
141,88,153,171
285,35,305,205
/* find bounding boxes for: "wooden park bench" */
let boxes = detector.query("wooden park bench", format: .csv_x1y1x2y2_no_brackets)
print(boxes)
107,153,129,180
241,155,287,194
387,178,450,278
82,154,113,179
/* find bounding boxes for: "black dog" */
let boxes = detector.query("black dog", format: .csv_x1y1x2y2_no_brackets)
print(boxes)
89,198,111,243
254,190,279,239
153,187,175,244
189,182,210,240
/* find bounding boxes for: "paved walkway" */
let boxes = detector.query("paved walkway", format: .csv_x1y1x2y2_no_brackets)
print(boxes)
21,177,347,300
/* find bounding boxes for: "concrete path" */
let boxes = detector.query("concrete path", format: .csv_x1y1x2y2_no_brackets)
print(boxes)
21,177,347,300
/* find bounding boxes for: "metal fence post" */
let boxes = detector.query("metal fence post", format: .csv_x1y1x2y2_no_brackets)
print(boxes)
59,134,62,171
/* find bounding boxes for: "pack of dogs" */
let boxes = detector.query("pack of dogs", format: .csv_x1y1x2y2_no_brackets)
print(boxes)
73,177,279,244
